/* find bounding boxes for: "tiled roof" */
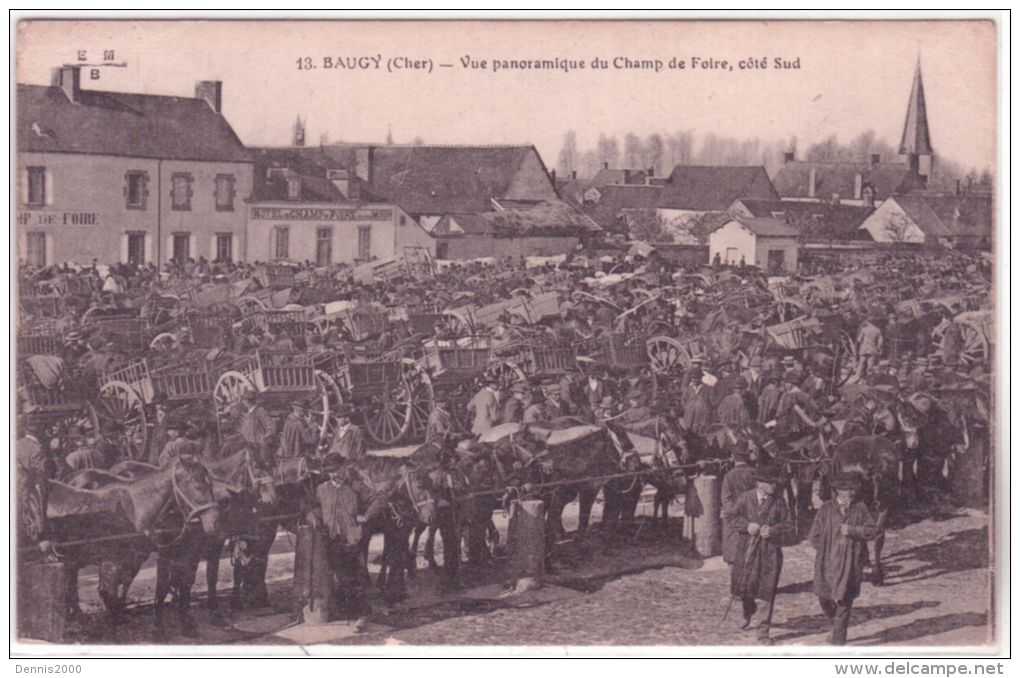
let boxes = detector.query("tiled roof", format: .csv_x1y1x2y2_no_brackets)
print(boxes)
711,215,801,238
893,194,993,238
17,83,250,163
435,201,601,238
772,161,924,201
731,199,873,238
658,165,780,210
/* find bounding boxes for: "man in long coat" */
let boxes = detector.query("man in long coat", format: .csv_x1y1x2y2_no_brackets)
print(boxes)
330,406,367,462
681,370,714,435
720,448,756,564
717,377,752,427
725,465,795,645
810,472,880,645
467,378,500,436
279,400,315,459
425,400,454,444
237,388,275,462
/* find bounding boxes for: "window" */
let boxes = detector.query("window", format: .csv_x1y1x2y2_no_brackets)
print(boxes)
172,233,190,265
26,167,46,206
171,173,193,210
274,227,290,260
348,180,360,201
215,174,236,211
316,227,332,267
357,225,371,260
215,233,233,262
286,178,301,200
26,232,46,267
125,171,149,209
127,232,146,265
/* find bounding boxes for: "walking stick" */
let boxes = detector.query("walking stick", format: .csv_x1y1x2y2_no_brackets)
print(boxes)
722,533,761,621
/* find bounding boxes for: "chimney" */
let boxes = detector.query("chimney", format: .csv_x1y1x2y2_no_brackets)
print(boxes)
647,166,655,178
623,169,632,184
955,179,961,196
571,170,577,180
783,151,795,163
353,146,376,185
53,66,81,104
870,153,881,168
808,167,817,198
853,172,863,200
195,80,223,113
603,162,609,170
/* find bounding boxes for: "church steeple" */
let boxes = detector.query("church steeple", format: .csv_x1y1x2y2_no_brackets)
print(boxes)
292,115,306,147
899,57,933,175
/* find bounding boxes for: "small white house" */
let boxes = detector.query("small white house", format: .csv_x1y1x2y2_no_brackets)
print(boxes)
707,216,801,274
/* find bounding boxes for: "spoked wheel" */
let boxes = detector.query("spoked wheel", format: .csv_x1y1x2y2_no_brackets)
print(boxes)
93,381,148,459
149,332,177,352
236,296,266,316
440,311,471,336
213,371,254,436
41,408,97,461
932,320,989,367
398,359,435,443
487,360,527,391
646,336,692,376
313,369,345,445
362,375,414,448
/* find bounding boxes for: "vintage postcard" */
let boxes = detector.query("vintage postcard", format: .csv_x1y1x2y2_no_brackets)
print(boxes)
11,15,1005,660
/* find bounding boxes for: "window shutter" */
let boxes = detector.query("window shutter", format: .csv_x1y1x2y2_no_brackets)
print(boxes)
44,170,54,206
20,169,27,204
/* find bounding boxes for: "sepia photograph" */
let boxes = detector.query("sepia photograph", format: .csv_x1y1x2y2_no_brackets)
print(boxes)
10,13,1007,661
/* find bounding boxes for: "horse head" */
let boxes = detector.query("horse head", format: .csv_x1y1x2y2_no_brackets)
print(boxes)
243,448,278,506
172,458,221,534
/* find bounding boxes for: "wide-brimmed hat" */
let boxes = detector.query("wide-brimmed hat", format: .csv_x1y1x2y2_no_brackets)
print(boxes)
831,472,861,491
732,376,749,390
752,465,782,485
321,453,345,471
781,355,797,366
599,395,616,408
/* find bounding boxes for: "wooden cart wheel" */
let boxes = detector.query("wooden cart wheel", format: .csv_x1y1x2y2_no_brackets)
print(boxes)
149,332,177,352
399,359,435,443
41,409,97,460
236,296,266,316
312,317,333,338
487,360,527,390
646,336,692,375
362,375,414,448
934,320,989,367
440,310,471,336
313,369,344,444
213,371,254,435
93,381,148,459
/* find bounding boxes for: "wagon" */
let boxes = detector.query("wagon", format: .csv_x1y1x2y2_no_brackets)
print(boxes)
213,350,333,443
418,335,503,434
89,314,179,353
18,366,97,461
932,310,993,367
253,264,297,290
312,302,390,343
576,331,658,400
17,321,62,357
442,291,561,335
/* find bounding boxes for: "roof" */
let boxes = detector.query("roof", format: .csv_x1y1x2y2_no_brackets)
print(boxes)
731,199,873,239
772,161,924,201
585,184,664,229
891,194,992,239
657,165,780,210
17,83,250,163
305,144,556,215
248,147,385,202
900,60,934,156
711,215,801,238
589,167,648,187
433,201,601,238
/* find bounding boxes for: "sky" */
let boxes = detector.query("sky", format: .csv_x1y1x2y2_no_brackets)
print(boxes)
16,20,998,172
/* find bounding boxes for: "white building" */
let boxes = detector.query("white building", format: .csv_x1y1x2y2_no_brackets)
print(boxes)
707,216,801,274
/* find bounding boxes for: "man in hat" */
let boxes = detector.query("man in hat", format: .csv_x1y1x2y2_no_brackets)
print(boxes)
329,405,366,462
741,356,765,421
425,399,454,444
159,421,201,466
62,330,89,364
776,371,819,434
237,387,275,463
581,369,607,420
718,377,752,427
467,376,500,436
757,372,782,425
721,447,756,565
147,396,171,466
594,395,618,423
725,465,794,645
855,317,884,381
501,381,529,425
522,388,547,425
305,453,380,630
617,387,652,425
280,400,315,460
681,369,714,435
809,472,879,645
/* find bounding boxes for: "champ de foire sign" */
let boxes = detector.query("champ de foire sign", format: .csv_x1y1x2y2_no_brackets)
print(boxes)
250,206,394,222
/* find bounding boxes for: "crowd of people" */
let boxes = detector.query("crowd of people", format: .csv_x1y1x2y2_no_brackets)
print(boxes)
16,245,992,641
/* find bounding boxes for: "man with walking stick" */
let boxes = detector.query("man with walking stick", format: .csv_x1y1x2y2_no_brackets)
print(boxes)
724,464,794,645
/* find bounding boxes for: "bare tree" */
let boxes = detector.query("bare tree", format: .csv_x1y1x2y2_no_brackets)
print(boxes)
884,213,917,243
626,209,674,243
645,133,664,175
557,130,579,176
597,134,620,168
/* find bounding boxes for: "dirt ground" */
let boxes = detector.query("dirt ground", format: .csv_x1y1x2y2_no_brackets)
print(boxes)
55,498,993,649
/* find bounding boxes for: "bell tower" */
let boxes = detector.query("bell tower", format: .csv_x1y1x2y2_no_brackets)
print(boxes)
292,115,306,147
899,57,934,182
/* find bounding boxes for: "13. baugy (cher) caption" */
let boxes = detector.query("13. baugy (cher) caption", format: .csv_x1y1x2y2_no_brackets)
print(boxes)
295,55,802,73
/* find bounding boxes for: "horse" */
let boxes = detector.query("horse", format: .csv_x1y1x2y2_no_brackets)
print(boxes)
39,459,221,625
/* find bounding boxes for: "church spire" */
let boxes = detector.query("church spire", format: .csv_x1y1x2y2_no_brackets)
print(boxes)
899,56,933,157
292,115,306,147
